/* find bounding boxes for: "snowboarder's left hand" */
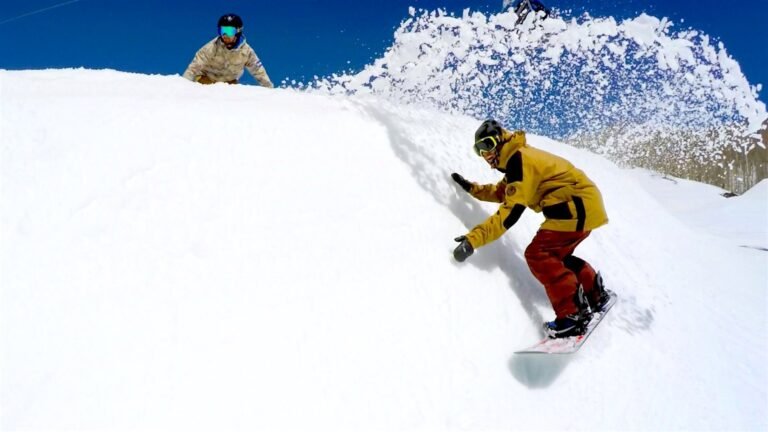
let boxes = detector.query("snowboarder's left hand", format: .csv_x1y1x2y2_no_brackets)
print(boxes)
451,173,473,192
453,236,474,262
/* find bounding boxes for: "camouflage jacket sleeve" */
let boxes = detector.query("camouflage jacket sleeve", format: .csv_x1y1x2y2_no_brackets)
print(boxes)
245,47,274,88
183,43,212,81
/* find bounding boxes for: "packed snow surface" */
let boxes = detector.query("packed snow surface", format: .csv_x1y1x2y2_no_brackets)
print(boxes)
1,70,766,431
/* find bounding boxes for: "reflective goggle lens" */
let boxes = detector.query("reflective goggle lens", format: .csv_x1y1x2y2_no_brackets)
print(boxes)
473,135,499,156
219,26,238,37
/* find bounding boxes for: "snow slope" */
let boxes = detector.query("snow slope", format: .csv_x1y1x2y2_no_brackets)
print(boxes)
1,70,766,431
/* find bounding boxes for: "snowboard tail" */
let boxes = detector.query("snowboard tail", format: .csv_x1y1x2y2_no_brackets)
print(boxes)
515,290,617,354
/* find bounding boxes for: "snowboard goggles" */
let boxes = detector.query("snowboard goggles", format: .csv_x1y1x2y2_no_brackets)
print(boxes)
219,26,238,37
473,135,499,156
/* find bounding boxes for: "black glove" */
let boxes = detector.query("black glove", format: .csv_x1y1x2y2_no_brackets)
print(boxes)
451,173,473,193
453,236,474,262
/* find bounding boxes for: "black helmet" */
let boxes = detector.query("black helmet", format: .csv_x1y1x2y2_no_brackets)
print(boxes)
475,119,503,142
218,13,243,29
473,119,504,161
218,13,244,49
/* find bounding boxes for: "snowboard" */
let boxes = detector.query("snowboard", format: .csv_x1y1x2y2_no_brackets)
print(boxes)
515,290,617,355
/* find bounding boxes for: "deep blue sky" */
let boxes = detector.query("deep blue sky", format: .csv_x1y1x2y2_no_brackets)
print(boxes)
1,0,766,102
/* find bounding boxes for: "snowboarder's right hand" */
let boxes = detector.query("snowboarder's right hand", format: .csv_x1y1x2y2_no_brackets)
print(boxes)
453,236,474,262
451,173,473,192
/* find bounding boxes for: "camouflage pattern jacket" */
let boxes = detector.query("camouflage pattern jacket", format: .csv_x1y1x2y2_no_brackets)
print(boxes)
183,37,273,87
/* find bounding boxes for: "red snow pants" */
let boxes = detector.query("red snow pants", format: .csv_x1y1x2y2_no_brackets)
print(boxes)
524,229,598,319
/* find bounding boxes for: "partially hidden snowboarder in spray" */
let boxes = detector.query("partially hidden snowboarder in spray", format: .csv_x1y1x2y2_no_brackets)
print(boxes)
451,120,614,345
503,0,551,24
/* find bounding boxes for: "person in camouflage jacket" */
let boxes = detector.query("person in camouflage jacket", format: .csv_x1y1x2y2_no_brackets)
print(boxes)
451,120,610,339
183,13,274,87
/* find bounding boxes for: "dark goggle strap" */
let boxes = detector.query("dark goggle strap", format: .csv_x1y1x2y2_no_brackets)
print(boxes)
473,135,499,155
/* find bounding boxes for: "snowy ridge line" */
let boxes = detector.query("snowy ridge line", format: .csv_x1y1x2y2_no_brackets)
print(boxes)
301,8,766,162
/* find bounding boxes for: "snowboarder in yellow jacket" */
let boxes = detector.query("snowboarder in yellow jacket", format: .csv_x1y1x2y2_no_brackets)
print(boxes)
183,14,274,87
451,119,610,339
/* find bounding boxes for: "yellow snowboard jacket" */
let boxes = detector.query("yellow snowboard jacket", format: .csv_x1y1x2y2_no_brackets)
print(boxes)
465,130,608,249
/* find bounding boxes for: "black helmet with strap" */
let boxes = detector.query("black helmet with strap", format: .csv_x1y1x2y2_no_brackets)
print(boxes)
474,120,505,168
218,13,244,49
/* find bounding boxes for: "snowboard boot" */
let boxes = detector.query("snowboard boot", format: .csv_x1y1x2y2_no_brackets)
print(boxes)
588,272,610,313
543,313,590,339
544,284,593,339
